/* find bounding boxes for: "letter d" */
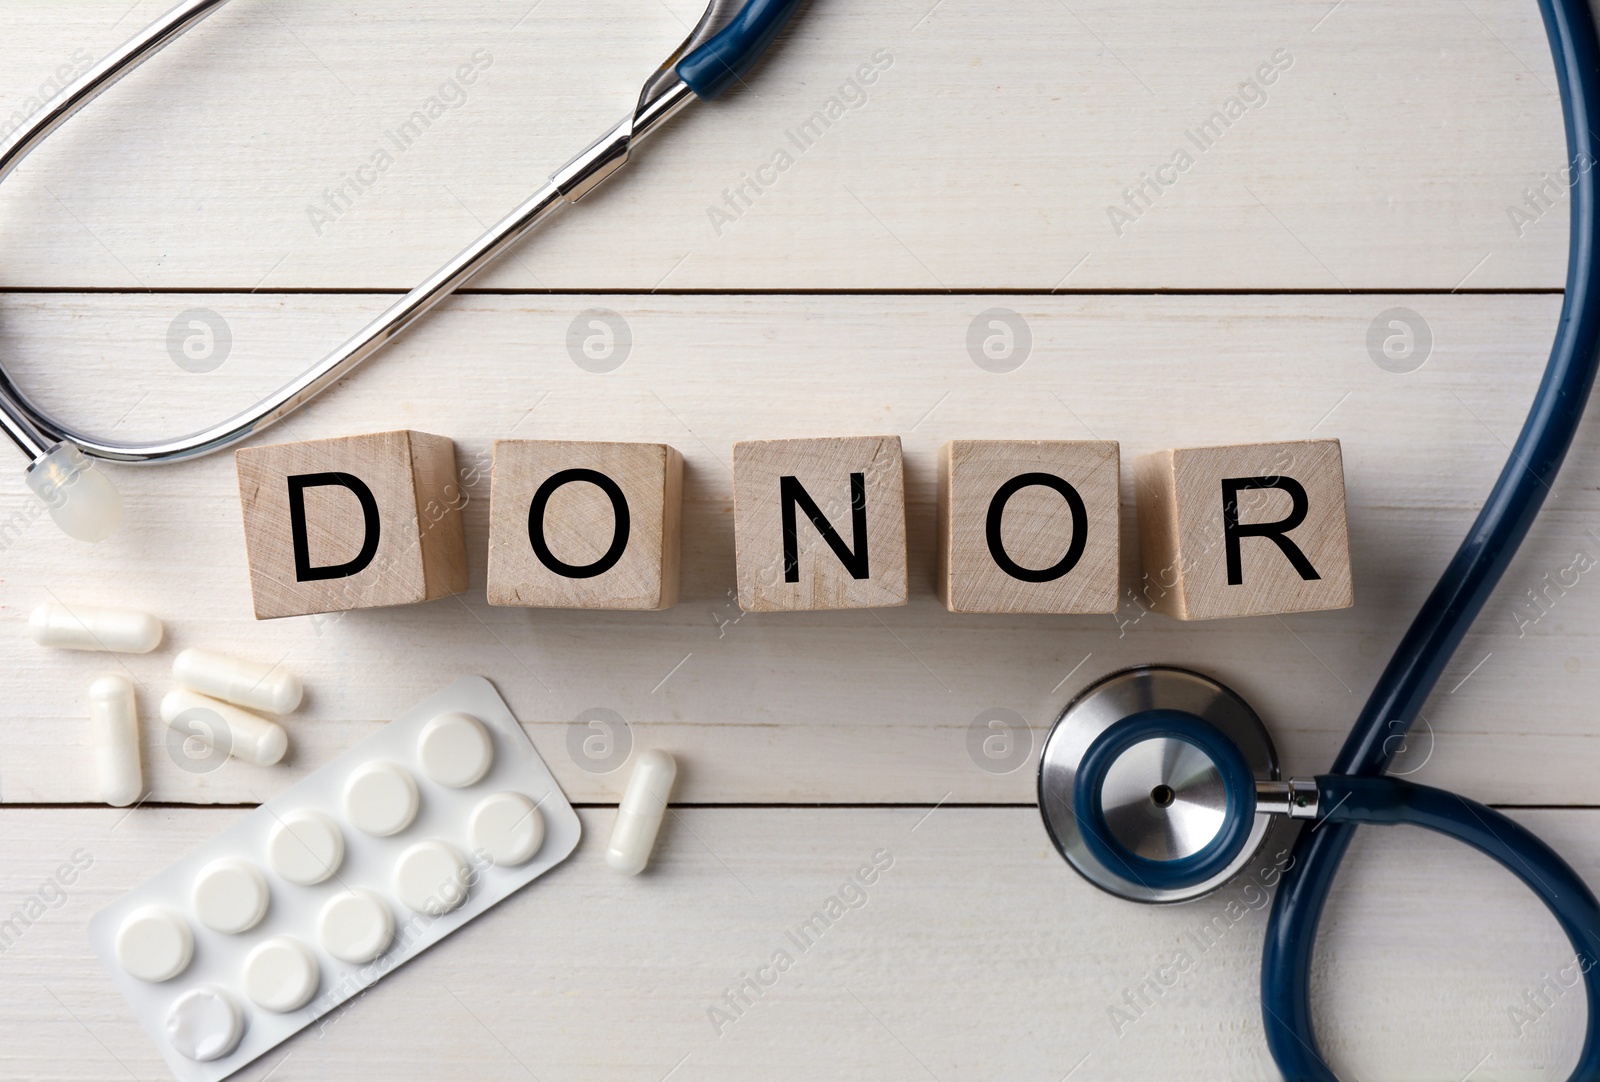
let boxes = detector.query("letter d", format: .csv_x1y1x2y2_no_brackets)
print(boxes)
288,473,381,581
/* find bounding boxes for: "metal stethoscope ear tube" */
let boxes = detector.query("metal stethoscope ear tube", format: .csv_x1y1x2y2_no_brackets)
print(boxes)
0,0,802,541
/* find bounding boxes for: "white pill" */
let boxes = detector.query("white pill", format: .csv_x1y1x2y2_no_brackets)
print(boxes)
416,712,493,788
115,906,193,983
173,649,303,715
29,601,162,653
605,749,677,876
165,986,244,1062
469,791,544,867
192,858,268,935
267,809,345,886
318,888,394,965
395,840,470,916
88,674,142,807
243,936,319,1013
343,761,419,837
161,689,288,768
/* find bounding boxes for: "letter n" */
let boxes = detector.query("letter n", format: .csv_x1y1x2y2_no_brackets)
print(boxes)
781,473,870,582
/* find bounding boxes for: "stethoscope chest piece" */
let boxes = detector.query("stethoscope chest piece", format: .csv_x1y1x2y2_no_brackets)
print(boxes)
1038,665,1279,904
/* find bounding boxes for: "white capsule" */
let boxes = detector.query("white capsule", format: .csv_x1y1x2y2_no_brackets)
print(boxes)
160,689,288,767
88,675,142,807
29,602,161,653
605,749,677,876
173,649,303,715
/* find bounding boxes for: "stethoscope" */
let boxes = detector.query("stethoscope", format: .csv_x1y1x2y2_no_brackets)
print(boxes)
5,1,1600,1078
1037,0,1600,1071
0,0,801,542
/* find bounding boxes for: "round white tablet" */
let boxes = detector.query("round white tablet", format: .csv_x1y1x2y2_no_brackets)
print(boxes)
469,792,544,867
165,986,243,1062
416,711,493,788
192,858,268,935
115,906,193,983
343,761,419,837
267,809,345,886
394,840,470,916
318,888,394,965
243,936,319,1013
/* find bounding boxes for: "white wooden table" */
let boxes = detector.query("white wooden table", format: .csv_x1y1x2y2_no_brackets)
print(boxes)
0,2,1593,1078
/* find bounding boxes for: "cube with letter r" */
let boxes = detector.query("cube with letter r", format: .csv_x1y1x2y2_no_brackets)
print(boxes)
1134,439,1353,620
235,430,467,620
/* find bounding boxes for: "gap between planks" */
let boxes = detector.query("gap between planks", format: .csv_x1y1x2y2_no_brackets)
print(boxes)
0,286,1568,296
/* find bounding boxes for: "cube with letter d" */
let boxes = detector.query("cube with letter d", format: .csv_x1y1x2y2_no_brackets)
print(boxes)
733,436,908,611
1134,438,1353,620
486,440,683,610
235,430,468,619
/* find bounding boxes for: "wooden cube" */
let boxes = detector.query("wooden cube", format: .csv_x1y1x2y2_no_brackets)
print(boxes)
486,440,683,610
235,430,467,620
1134,439,1353,620
936,440,1121,614
733,436,908,611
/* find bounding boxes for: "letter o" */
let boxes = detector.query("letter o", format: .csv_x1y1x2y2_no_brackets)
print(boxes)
985,473,1089,583
527,469,630,579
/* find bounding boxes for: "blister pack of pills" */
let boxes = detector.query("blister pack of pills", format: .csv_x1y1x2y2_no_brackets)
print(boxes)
88,677,580,1082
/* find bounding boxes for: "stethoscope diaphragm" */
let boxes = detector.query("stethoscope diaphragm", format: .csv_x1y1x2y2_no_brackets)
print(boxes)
1038,665,1281,904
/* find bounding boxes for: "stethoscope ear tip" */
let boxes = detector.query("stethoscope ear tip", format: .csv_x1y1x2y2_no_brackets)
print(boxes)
26,443,122,543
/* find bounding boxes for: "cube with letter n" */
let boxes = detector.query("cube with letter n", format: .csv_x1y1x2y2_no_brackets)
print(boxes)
1134,438,1353,620
235,430,468,619
733,436,908,611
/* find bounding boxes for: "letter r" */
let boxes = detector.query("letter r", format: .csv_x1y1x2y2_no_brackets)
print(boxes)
1221,476,1320,586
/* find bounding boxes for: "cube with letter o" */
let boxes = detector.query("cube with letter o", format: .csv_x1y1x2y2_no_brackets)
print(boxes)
487,440,683,610
937,439,1121,613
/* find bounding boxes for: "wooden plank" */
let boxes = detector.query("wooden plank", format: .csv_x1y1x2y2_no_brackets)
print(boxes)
0,291,1594,805
0,0,1570,291
0,805,1587,1080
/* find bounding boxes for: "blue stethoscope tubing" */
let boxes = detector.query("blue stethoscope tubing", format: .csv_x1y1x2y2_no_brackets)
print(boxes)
1262,0,1600,1072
